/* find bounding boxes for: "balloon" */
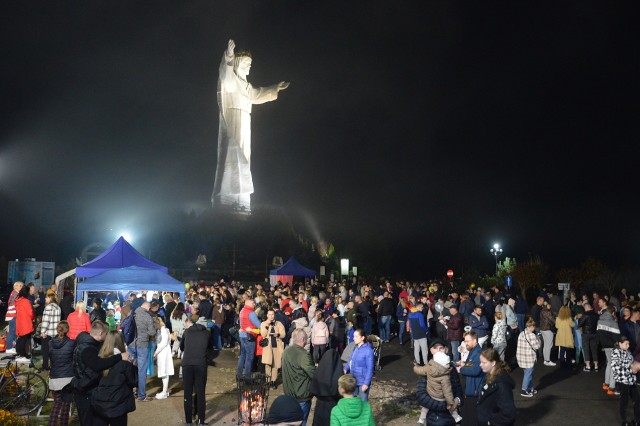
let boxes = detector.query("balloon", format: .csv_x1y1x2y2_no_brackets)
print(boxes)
185,283,190,289
435,301,444,313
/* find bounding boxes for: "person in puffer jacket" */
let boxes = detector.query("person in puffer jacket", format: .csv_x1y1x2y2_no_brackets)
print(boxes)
611,335,640,425
330,374,375,426
343,329,374,402
48,321,75,426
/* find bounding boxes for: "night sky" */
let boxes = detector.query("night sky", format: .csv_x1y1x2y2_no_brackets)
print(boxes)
1,2,638,276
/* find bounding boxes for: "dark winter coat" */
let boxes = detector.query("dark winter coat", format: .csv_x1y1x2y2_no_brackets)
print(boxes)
578,310,599,335
447,313,464,341
476,372,516,426
90,358,138,418
415,368,464,426
49,336,75,379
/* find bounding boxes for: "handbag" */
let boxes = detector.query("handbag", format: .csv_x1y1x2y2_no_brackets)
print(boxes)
259,338,269,347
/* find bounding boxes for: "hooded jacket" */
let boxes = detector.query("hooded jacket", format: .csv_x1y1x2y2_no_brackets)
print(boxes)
329,397,375,426
476,373,516,426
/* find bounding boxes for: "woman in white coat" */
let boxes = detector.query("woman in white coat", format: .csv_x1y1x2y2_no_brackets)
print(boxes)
153,316,174,399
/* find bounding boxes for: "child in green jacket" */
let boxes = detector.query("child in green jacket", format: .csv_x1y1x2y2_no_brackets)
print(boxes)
330,374,375,426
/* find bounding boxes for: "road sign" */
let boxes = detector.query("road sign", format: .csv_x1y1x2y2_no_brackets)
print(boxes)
506,275,512,287
558,283,570,291
447,269,454,279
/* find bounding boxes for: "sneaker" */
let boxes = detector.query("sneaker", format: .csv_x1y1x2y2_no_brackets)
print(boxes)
544,361,556,366
417,419,425,425
4,348,17,354
15,356,30,362
583,367,591,372
603,384,610,390
608,389,621,396
529,388,538,395
137,396,154,402
520,390,533,397
155,392,168,399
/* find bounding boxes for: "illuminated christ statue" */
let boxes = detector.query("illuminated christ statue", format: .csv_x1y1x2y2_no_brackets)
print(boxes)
211,39,290,212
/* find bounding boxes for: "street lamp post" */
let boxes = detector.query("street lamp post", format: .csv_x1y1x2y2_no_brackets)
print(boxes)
490,243,503,274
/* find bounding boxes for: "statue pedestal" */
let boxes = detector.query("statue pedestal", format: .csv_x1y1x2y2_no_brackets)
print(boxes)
212,194,251,215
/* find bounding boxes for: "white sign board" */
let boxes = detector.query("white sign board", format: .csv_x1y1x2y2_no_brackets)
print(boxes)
557,283,570,290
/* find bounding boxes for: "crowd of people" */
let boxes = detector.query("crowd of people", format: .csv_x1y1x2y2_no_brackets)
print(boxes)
3,276,640,425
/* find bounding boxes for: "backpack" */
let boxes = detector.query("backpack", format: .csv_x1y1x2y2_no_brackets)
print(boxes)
121,312,137,345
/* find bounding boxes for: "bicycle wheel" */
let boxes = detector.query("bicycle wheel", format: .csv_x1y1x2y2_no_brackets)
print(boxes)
0,371,49,416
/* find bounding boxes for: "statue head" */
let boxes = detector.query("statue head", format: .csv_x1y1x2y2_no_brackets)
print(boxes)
234,49,252,79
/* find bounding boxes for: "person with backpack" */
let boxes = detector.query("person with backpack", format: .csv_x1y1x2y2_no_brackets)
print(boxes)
72,321,131,426
127,301,156,402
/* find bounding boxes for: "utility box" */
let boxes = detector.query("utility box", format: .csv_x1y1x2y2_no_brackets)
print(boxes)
8,259,56,288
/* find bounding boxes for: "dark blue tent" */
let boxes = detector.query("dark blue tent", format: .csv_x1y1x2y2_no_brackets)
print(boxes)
76,266,185,301
76,237,167,278
270,257,316,277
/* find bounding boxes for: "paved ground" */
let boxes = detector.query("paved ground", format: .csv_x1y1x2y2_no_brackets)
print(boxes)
15,338,628,425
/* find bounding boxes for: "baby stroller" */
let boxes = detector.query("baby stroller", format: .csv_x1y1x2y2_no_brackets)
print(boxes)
367,334,383,371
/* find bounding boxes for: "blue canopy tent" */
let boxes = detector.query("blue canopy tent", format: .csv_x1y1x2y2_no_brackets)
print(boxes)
76,266,185,302
269,257,316,287
76,236,167,278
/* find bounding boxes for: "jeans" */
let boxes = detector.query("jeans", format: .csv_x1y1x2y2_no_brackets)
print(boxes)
398,321,406,344
211,323,222,350
516,314,526,333
540,330,554,362
299,400,311,426
573,328,582,363
379,315,391,341
364,317,372,335
237,336,255,378
354,384,371,402
450,340,461,362
128,345,149,399
522,366,534,391
7,318,16,350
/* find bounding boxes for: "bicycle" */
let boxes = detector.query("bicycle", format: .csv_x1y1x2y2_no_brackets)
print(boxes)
0,354,48,416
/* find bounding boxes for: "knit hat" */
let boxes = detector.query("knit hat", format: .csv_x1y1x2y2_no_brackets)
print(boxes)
266,395,304,423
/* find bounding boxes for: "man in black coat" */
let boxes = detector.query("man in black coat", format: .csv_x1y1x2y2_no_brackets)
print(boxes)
180,315,210,425
197,291,213,320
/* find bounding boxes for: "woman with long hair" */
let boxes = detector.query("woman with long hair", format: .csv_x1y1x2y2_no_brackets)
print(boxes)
170,302,187,357
539,301,556,366
311,311,329,364
153,316,174,399
48,321,75,426
343,328,374,402
516,318,540,397
260,309,286,388
555,305,575,366
91,330,137,425
40,290,62,370
396,298,408,345
14,284,35,361
67,300,91,340
477,348,516,425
